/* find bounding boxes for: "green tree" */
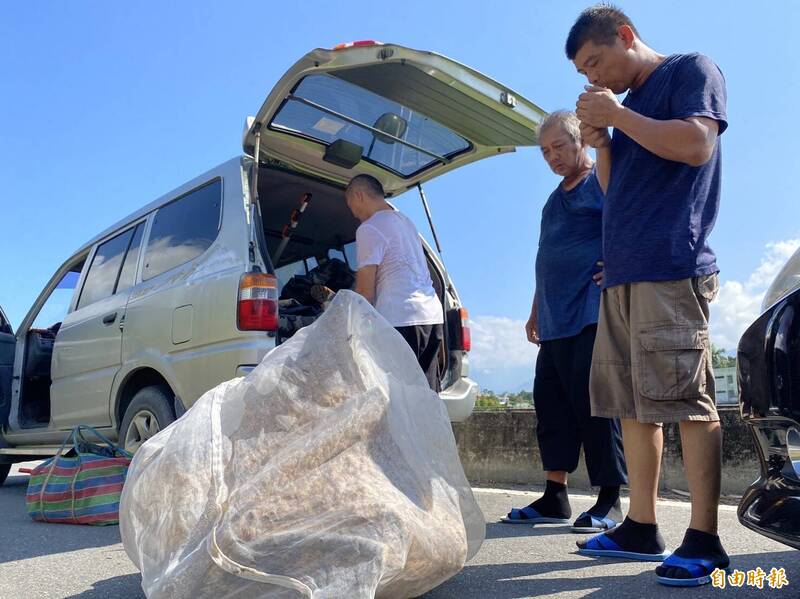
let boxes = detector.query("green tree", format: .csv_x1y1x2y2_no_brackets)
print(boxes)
711,343,736,368
475,390,503,410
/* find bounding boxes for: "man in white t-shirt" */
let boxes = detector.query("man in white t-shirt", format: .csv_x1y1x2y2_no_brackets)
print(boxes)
345,174,444,391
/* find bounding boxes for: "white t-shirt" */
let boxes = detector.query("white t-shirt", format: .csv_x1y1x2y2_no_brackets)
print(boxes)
356,209,444,327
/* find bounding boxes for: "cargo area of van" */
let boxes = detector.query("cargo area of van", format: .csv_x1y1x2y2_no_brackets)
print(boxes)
256,166,464,389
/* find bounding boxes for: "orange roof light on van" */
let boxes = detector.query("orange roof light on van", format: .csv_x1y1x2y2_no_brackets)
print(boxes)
332,40,383,50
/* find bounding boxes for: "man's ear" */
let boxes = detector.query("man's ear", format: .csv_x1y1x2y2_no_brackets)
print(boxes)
617,24,636,49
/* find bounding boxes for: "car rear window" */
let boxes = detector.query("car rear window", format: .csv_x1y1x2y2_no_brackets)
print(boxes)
142,179,222,281
270,74,470,177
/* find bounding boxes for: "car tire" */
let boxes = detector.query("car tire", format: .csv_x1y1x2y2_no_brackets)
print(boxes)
119,385,176,453
0,463,10,486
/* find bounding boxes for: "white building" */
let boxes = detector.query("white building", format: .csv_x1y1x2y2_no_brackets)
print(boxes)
714,366,739,405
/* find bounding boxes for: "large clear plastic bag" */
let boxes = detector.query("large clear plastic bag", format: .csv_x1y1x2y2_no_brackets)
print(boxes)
120,290,485,598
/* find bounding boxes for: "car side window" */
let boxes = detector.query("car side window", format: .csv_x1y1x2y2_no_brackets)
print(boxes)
77,228,136,310
116,223,145,293
142,179,222,281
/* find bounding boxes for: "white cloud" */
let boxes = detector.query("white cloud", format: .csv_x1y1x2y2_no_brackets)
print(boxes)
469,316,538,375
468,316,539,392
711,238,800,351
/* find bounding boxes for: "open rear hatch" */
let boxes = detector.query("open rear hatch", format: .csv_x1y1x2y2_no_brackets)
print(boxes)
244,43,543,411
243,41,545,196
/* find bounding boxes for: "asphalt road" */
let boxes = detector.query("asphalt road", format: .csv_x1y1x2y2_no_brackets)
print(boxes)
0,463,795,598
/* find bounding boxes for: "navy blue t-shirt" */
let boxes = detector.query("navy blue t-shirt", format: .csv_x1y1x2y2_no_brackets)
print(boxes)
535,170,603,341
603,53,728,288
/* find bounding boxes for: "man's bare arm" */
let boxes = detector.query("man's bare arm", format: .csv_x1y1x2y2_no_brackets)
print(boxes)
354,265,378,305
579,121,611,193
525,293,540,345
613,110,719,167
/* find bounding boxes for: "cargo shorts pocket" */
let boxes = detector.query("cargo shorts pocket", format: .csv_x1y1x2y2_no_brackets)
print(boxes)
638,325,708,401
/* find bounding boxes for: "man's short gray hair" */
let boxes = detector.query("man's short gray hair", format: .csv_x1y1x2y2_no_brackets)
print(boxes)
538,110,582,144
346,174,385,199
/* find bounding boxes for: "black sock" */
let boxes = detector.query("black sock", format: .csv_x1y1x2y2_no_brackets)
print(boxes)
655,529,729,579
583,516,665,554
587,485,621,519
529,480,571,519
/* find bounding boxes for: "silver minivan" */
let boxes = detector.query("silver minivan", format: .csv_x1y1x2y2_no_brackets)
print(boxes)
0,42,544,483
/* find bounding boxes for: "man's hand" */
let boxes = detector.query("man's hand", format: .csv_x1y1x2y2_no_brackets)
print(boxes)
592,261,605,287
525,313,540,346
576,85,622,129
579,122,611,149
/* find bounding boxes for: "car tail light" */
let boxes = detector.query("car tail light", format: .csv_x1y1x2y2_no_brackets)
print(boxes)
332,40,383,50
238,272,278,331
458,308,471,352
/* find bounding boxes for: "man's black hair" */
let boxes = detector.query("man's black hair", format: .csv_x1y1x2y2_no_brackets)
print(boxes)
565,4,639,60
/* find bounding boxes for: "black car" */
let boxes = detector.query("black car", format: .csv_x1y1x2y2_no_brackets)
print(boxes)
737,248,800,550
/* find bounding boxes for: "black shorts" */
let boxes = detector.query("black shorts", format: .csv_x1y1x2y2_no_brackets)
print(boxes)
533,324,627,486
396,324,443,392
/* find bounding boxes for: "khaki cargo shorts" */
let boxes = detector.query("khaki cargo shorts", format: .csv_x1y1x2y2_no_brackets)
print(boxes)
589,274,720,424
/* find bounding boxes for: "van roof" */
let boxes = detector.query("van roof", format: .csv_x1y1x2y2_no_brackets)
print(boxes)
71,156,245,258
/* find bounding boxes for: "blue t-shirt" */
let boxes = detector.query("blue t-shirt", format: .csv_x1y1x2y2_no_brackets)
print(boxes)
603,53,728,288
535,170,603,341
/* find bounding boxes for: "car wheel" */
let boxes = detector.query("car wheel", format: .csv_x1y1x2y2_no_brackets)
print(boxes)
0,463,10,486
120,386,176,453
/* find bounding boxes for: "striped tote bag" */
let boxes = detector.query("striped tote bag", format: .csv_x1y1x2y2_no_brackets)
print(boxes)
25,425,132,525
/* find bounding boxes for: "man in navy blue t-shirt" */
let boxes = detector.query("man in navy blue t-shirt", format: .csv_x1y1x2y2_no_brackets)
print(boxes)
502,111,627,533
565,4,729,587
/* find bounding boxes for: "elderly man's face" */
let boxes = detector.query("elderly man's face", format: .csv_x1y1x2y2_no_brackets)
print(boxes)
572,36,634,94
539,125,586,178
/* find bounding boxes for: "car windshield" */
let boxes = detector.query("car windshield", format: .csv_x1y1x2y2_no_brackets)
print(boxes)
270,74,470,177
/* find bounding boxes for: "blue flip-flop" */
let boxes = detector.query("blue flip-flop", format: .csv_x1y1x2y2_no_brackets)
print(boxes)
501,506,570,524
571,511,620,533
577,531,671,561
656,553,730,587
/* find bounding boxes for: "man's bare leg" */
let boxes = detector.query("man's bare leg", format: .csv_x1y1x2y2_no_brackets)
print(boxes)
679,420,722,534
621,419,663,524
546,471,568,485
655,420,728,582
578,417,668,559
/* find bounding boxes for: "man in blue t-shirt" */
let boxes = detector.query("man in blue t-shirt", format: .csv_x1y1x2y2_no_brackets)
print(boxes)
565,4,729,587
502,111,627,533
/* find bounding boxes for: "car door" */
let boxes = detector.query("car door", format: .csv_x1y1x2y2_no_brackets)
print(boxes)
0,307,15,428
242,42,546,197
49,221,145,429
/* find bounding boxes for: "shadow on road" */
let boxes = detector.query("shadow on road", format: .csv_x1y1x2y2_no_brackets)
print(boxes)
64,574,145,598
422,550,799,598
485,521,579,539
0,473,123,563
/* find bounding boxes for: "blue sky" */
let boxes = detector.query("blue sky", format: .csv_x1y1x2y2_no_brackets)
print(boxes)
2,1,799,391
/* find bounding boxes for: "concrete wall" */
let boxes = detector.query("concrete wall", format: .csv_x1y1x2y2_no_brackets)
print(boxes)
452,407,760,496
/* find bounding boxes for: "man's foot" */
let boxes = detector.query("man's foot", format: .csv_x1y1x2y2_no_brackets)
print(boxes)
577,516,670,561
502,480,571,524
572,486,623,532
655,528,730,587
